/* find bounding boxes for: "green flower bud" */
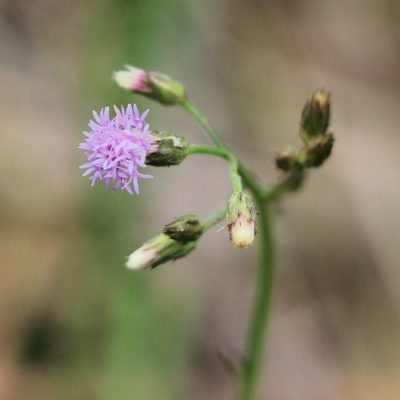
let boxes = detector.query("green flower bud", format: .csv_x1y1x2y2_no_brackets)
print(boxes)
275,147,300,171
126,233,197,270
162,214,204,243
300,90,330,143
148,72,187,105
226,192,257,248
299,132,335,168
145,132,189,167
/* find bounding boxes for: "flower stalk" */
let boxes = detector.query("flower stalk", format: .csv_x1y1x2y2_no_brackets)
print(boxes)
181,98,227,149
187,144,242,192
236,195,274,400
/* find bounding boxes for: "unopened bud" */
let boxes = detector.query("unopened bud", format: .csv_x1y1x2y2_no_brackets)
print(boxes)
275,147,300,171
113,66,187,105
300,90,330,143
226,192,257,248
163,214,204,243
299,132,335,168
126,233,197,270
145,132,189,167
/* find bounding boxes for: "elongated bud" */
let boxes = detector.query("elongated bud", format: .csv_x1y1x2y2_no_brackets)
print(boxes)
113,66,187,105
145,132,189,167
299,132,335,168
300,90,330,143
226,192,257,248
163,214,204,243
126,233,197,270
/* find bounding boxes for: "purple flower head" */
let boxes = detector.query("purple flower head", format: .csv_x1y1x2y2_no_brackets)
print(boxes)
79,104,157,194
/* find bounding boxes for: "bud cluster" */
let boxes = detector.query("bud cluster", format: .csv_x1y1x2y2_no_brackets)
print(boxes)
275,90,334,171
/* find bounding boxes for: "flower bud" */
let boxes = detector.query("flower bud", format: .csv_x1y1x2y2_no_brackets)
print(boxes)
112,66,150,92
300,90,330,143
145,132,189,167
299,132,335,168
162,214,204,243
113,66,187,105
226,192,257,248
275,147,300,171
126,233,197,270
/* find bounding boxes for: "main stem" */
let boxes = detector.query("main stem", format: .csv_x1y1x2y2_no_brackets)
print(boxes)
237,196,274,400
182,100,275,400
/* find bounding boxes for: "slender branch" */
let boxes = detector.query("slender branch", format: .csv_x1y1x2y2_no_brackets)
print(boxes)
187,144,231,160
181,99,226,148
261,169,305,201
188,144,242,192
182,100,263,194
203,203,227,232
238,164,264,195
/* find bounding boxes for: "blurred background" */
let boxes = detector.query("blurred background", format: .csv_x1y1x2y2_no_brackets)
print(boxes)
1,0,400,399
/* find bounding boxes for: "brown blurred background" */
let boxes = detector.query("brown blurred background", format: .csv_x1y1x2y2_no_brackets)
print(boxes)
1,0,400,399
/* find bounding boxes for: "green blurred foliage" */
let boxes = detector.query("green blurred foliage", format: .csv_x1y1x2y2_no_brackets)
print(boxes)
67,1,204,398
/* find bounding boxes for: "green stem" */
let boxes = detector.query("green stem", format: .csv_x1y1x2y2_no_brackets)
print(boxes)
237,196,274,400
183,101,276,400
183,90,305,197
203,203,227,232
182,100,262,193
238,164,264,194
261,169,305,201
187,144,231,160
188,144,242,192
181,98,227,148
